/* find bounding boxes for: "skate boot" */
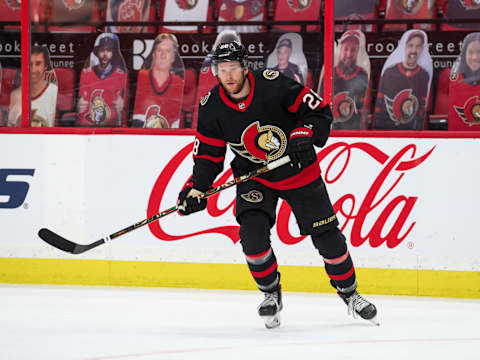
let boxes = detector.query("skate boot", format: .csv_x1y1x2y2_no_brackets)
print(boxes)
258,285,283,329
338,290,379,326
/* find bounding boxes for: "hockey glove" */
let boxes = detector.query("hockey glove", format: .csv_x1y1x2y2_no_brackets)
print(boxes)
177,186,207,215
287,125,317,170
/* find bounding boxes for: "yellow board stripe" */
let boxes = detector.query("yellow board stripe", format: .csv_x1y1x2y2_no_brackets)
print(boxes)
1,258,479,298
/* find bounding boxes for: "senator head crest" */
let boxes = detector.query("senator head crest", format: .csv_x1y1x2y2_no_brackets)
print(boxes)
229,121,287,164
385,89,419,124
454,96,480,126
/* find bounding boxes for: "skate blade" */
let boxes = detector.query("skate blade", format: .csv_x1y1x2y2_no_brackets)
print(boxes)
262,314,281,329
367,315,380,326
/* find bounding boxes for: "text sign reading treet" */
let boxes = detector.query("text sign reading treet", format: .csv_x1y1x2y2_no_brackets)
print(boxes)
0,169,35,209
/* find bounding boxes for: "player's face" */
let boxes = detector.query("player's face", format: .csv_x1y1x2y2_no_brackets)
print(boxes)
97,47,113,69
152,38,176,71
404,36,424,68
339,40,359,69
217,61,247,95
30,52,47,84
466,40,480,72
276,46,291,68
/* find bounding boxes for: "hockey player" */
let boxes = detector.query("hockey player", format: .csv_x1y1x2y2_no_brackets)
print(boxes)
177,40,378,328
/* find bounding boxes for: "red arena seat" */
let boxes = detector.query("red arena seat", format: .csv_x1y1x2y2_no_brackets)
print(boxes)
334,0,378,32
217,0,268,33
383,0,435,32
272,0,322,32
161,0,214,33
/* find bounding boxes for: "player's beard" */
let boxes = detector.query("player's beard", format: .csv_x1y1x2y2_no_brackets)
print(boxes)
222,73,247,96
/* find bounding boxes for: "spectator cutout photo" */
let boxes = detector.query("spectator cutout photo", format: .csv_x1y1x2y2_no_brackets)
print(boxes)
27,46,58,127
383,0,435,31
77,33,129,127
319,30,370,129
448,32,480,130
133,33,185,128
373,29,433,130
267,33,307,86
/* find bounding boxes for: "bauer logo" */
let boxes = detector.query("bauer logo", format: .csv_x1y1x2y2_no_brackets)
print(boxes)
132,39,155,70
0,169,35,209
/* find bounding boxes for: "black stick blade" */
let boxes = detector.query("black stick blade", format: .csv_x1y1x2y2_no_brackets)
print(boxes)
38,228,78,253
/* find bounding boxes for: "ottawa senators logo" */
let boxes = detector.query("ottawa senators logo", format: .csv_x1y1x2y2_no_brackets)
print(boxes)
460,0,480,10
87,89,111,125
30,109,48,127
396,0,423,14
4,0,20,10
287,0,311,11
229,121,287,164
333,91,357,122
62,0,85,10
175,0,198,9
240,190,264,203
385,89,419,124
144,105,169,128
263,69,279,80
454,96,480,126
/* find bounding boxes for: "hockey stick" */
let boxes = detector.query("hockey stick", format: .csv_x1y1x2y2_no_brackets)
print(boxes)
38,155,291,255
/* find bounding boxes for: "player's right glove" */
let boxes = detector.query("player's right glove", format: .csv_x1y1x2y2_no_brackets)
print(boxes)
177,186,207,215
287,125,317,170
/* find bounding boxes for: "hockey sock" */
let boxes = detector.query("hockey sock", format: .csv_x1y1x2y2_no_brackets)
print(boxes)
323,249,357,295
245,246,280,292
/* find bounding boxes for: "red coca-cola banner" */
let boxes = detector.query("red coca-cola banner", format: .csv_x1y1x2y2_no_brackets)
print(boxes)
148,140,435,249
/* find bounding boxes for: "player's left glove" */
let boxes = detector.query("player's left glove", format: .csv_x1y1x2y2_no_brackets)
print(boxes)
177,186,207,215
287,125,317,170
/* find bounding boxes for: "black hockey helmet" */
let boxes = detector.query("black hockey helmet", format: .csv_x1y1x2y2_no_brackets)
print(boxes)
211,41,248,76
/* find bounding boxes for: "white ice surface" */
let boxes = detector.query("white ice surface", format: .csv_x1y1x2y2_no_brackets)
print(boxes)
1,285,479,360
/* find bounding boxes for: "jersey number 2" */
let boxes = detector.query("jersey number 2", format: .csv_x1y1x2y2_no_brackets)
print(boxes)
303,91,322,110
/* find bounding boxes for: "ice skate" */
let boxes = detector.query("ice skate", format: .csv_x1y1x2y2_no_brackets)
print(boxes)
258,285,283,329
338,290,379,326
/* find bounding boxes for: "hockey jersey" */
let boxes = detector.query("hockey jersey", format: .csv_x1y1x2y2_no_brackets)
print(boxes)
373,63,429,130
448,73,480,130
330,66,369,129
78,66,128,127
272,62,304,85
31,82,58,127
383,0,434,31
133,70,184,128
190,69,333,192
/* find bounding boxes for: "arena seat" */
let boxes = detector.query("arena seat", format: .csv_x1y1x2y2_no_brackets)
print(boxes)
217,0,268,33
272,0,322,32
182,67,198,128
0,0,20,27
0,68,18,108
334,0,378,32
161,0,213,33
439,0,480,31
54,68,76,113
383,0,435,32
434,67,451,115
105,0,156,33
47,0,100,33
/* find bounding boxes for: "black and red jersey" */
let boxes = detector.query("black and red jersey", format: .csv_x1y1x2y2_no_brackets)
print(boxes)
190,69,333,192
323,65,369,129
373,63,429,130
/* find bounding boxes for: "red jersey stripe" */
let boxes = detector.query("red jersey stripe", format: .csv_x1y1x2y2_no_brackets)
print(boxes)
195,132,226,147
193,154,225,163
288,86,310,113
